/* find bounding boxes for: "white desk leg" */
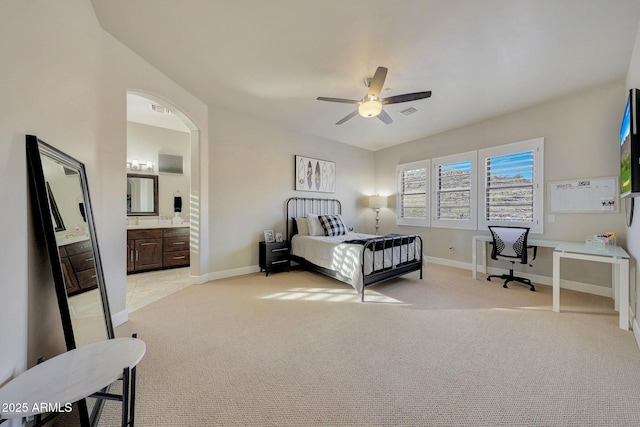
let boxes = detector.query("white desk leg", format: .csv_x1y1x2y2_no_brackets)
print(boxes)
619,259,630,330
472,237,477,280
553,251,561,312
613,262,620,312
481,241,487,275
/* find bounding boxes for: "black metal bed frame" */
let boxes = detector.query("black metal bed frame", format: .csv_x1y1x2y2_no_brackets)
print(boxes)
285,197,423,302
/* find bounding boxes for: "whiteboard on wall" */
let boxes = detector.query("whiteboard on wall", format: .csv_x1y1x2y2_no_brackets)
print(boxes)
548,176,619,213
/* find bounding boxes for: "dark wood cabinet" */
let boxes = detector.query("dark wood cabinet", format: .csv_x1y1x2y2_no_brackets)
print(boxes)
127,240,135,273
134,238,163,270
259,241,290,276
162,227,190,268
127,227,190,274
59,239,98,296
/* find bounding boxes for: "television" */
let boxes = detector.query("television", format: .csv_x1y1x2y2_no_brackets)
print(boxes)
620,88,640,197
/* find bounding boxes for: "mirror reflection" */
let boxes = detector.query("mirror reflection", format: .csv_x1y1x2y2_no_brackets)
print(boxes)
41,155,109,347
28,135,116,426
127,173,158,216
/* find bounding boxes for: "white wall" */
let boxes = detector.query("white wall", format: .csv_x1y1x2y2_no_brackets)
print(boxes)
207,106,375,275
0,0,208,405
375,82,627,287
625,20,640,319
127,122,191,219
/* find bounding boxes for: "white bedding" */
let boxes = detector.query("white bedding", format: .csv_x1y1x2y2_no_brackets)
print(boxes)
291,232,419,293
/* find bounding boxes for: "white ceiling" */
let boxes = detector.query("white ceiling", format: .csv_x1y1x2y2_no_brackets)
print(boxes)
92,0,640,151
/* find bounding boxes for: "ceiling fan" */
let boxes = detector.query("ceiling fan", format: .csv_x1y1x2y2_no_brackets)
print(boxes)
317,66,432,125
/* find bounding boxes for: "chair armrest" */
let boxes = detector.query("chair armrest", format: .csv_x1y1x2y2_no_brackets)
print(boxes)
527,245,537,262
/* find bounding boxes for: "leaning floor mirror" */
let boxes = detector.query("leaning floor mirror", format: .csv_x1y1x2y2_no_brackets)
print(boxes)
26,135,115,426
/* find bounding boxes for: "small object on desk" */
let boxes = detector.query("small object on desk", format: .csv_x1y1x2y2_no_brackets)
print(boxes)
259,241,290,276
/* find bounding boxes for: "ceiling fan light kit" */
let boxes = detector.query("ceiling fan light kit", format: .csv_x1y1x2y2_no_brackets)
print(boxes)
358,98,383,118
317,66,432,125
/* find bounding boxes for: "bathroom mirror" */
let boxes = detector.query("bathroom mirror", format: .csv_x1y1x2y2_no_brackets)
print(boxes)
26,135,114,426
127,173,158,216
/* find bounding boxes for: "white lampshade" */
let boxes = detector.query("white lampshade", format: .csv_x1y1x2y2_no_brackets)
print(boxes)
131,159,140,170
358,99,383,118
369,195,388,209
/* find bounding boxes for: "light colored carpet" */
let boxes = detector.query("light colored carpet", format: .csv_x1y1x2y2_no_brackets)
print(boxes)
89,264,640,426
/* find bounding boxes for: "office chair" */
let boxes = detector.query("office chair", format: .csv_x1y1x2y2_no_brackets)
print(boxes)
486,226,537,291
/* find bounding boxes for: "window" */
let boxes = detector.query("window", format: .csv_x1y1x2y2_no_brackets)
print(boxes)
397,160,430,226
478,138,544,234
431,151,477,229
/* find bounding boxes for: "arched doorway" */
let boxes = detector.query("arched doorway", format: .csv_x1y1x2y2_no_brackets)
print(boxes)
125,91,203,310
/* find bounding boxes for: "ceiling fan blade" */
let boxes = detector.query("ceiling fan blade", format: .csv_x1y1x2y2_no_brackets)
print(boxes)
367,66,388,98
382,91,432,105
377,109,393,125
336,110,359,125
317,97,360,104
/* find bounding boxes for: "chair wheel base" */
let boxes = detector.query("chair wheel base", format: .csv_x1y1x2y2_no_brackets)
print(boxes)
487,273,535,292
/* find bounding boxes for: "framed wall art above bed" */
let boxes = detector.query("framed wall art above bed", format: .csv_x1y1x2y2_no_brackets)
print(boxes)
294,155,335,193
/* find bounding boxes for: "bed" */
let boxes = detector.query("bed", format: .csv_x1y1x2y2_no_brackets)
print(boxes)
286,197,423,301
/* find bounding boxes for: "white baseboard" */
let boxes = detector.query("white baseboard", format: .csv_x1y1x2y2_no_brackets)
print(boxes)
189,273,211,285
631,308,640,351
207,265,261,282
425,256,469,271
426,256,613,298
111,308,128,328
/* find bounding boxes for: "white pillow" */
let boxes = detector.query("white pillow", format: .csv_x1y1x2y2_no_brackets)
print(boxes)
306,213,325,236
295,217,309,235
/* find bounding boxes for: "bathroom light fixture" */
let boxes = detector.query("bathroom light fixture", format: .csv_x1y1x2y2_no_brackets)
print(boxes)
358,98,383,118
369,195,388,235
127,159,155,172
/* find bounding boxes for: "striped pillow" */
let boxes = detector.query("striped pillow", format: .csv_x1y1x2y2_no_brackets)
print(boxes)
318,214,347,236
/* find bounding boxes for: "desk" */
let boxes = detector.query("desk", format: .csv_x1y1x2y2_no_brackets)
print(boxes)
0,337,145,426
472,235,630,330
553,243,630,330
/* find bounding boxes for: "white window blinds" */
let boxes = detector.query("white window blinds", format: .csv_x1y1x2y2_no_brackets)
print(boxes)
397,160,430,226
478,138,544,234
436,161,472,220
485,151,534,222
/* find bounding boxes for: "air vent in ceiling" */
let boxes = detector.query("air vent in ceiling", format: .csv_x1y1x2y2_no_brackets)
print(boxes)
399,106,419,116
150,103,171,114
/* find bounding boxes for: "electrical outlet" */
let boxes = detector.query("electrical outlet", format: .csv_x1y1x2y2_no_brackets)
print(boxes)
448,247,454,254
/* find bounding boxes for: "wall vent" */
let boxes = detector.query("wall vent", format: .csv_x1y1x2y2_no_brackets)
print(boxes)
150,103,171,114
399,106,419,116
158,153,183,175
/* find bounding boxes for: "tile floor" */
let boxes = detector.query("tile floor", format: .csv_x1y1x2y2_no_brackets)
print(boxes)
126,267,192,312
69,267,192,319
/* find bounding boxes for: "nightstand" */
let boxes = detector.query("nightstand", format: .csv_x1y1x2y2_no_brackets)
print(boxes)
259,241,290,276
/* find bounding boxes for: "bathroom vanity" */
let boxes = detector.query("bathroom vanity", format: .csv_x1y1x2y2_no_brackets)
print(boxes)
127,225,190,274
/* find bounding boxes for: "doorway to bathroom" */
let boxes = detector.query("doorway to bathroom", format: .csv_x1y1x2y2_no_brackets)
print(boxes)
126,92,194,312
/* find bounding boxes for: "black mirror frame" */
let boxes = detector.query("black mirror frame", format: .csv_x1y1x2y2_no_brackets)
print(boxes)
26,135,114,426
127,173,159,216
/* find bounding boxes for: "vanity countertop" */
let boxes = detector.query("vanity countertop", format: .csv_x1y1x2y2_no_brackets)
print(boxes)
126,223,189,230
56,234,91,246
